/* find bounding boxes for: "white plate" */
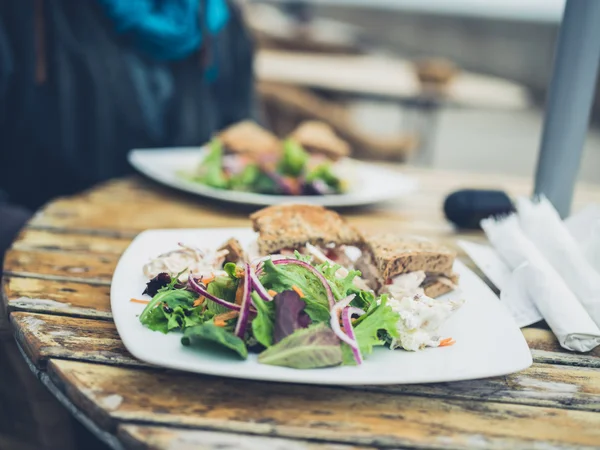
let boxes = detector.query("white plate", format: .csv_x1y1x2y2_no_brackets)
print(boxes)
111,228,532,385
128,148,417,207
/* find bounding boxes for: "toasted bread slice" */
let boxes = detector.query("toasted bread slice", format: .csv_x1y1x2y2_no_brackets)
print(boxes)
218,238,247,264
217,121,281,156
423,273,460,299
250,204,362,255
289,121,350,160
362,234,456,282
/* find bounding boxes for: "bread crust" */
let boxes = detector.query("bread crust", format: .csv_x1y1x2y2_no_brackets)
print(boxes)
250,204,362,254
289,121,350,160
362,234,456,281
218,121,281,156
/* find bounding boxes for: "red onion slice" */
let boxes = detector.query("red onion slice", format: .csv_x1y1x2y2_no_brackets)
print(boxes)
347,306,366,318
272,258,335,308
234,265,253,338
188,275,242,312
342,306,363,365
329,294,359,349
249,266,273,302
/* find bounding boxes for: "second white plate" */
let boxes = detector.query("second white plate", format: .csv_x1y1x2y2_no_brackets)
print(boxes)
128,148,417,208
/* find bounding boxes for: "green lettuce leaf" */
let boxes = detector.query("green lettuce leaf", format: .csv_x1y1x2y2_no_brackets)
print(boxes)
139,288,199,333
305,163,342,191
224,262,240,280
258,323,342,369
252,172,278,194
251,292,275,348
279,139,309,176
317,262,361,301
194,139,228,189
259,259,330,322
182,322,248,359
341,343,357,366
352,296,400,356
206,275,239,315
347,287,376,310
229,163,260,191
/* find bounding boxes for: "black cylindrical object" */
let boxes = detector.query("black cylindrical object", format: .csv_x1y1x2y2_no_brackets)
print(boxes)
444,189,514,230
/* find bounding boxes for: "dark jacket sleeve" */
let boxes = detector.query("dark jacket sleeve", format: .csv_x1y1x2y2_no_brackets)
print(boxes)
0,8,13,198
214,0,257,127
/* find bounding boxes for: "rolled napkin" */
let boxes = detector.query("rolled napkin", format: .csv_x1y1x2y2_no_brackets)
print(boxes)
509,263,600,352
515,196,600,327
481,215,600,352
583,223,600,276
564,204,600,274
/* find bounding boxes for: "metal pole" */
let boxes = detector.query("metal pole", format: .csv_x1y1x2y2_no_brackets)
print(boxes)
534,0,600,218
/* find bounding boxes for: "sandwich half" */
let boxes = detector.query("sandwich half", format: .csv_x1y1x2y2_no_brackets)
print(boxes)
218,121,281,159
249,204,362,259
289,121,350,161
357,234,459,298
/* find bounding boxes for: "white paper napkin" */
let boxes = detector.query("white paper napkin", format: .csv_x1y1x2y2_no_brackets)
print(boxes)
467,207,600,352
516,197,600,328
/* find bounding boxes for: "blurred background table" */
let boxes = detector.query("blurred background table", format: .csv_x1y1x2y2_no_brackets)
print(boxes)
3,168,600,450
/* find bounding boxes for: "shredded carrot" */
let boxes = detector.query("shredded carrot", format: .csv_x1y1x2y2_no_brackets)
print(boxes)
268,290,278,297
439,337,456,347
214,311,239,322
201,275,215,285
214,310,239,327
292,285,305,298
193,297,205,307
234,281,243,305
130,298,150,304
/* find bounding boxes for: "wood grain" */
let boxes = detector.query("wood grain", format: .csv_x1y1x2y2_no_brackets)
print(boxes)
27,173,600,234
11,313,141,368
12,229,132,255
524,328,600,368
7,170,600,450
118,425,367,450
3,249,117,284
48,359,600,449
13,312,600,412
3,277,111,319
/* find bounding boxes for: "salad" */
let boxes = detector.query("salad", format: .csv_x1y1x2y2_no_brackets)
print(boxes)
181,121,350,196
132,240,463,370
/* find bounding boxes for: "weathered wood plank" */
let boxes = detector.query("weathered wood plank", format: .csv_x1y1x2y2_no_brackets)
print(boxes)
13,313,598,410
11,312,600,409
3,277,111,319
47,359,600,450
118,425,367,450
26,173,600,233
12,229,132,255
523,328,600,368
11,313,142,368
13,311,600,411
3,249,117,284
352,364,600,411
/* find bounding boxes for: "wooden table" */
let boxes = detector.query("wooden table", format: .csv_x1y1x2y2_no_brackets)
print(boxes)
4,167,600,450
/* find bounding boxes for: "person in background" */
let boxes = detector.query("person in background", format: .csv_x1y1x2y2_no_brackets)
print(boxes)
0,3,254,447
0,0,256,265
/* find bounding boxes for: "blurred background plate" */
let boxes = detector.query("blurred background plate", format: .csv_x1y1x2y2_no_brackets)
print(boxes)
128,148,418,208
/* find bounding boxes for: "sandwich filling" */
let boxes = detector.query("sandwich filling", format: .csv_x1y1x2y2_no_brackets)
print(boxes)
357,235,459,298
387,293,464,351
